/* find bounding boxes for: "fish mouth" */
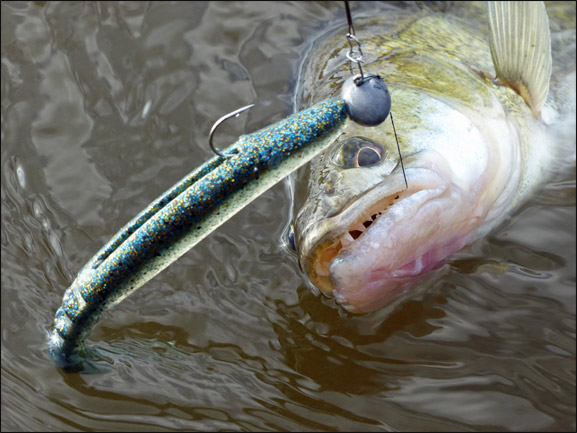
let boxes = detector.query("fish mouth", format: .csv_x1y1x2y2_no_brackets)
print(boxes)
306,182,411,293
299,165,475,313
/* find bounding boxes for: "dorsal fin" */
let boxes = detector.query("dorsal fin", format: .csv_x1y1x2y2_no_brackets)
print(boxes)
487,1,552,116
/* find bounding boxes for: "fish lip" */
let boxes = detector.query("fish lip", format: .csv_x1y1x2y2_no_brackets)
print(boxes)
299,167,447,297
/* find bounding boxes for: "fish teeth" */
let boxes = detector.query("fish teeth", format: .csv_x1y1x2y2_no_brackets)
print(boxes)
340,232,356,247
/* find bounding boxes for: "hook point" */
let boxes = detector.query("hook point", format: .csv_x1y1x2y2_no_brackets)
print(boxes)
209,103,255,158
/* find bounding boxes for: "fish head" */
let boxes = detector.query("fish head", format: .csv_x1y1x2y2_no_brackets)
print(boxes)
291,4,556,313
294,86,514,313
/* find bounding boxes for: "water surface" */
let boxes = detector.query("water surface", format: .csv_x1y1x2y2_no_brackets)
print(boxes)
1,1,575,431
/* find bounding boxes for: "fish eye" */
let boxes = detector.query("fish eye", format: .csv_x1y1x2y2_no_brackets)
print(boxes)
330,136,385,168
356,147,381,167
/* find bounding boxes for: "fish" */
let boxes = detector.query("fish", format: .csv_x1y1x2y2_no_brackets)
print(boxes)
48,98,347,368
293,1,576,313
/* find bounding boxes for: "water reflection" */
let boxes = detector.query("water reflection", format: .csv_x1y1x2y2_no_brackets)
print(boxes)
273,286,447,395
1,1,575,431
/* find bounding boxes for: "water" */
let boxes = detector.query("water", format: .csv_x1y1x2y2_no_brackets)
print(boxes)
1,1,575,431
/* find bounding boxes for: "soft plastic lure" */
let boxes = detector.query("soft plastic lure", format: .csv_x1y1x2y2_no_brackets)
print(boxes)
48,13,394,366
48,98,349,368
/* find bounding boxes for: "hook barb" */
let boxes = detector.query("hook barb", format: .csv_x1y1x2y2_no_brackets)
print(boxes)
209,104,255,158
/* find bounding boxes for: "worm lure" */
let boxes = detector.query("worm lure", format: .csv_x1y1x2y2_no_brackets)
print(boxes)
49,98,350,368
48,1,395,370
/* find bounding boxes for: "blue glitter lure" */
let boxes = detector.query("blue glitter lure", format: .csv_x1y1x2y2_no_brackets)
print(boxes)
48,98,347,368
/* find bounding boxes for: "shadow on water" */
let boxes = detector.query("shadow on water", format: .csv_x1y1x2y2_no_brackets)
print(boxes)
272,284,446,395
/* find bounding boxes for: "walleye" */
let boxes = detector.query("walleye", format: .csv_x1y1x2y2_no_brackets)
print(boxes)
294,2,576,313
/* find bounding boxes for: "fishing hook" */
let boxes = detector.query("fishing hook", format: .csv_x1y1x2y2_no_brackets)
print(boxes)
209,104,255,158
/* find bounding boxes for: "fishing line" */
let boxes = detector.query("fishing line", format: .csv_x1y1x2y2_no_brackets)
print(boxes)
344,0,364,83
343,0,408,189
390,112,408,189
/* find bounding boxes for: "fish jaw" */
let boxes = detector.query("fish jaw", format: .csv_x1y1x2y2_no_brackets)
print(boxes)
300,150,487,313
329,169,479,313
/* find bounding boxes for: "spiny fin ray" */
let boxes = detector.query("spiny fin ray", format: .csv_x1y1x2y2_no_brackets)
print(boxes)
487,1,552,116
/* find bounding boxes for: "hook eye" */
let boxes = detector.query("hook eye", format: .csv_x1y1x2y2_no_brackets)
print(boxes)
209,104,255,158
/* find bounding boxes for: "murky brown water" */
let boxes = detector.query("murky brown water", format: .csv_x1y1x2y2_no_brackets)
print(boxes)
2,1,575,431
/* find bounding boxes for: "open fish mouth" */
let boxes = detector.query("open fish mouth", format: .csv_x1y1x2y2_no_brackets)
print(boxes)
299,165,475,313
309,185,411,293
